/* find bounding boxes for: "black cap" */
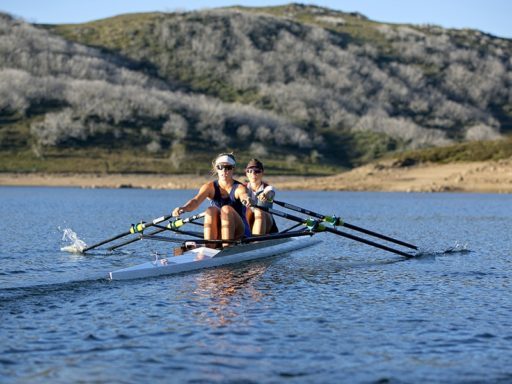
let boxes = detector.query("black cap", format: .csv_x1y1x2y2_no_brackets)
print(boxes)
246,158,264,170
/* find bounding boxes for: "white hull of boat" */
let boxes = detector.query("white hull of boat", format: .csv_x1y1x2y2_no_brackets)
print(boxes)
109,236,321,281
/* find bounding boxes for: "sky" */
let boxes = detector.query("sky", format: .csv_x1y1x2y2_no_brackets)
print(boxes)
1,0,511,39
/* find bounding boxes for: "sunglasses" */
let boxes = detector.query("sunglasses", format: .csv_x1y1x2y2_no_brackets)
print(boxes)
246,168,262,174
216,164,234,171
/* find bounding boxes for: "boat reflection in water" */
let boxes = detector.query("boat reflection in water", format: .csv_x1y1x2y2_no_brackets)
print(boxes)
192,262,270,327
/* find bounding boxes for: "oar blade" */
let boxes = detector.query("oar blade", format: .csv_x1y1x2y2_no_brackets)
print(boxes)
61,228,88,253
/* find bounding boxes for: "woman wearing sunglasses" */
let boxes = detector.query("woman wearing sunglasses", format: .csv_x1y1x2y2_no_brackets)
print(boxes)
172,153,251,247
245,159,278,235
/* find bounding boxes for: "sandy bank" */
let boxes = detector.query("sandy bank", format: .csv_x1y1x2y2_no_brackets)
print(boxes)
0,173,308,190
279,158,512,193
1,158,511,193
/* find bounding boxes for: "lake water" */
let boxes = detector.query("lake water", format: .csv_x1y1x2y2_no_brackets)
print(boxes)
1,186,511,383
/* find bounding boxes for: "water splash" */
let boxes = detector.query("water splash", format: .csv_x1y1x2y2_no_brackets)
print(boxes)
60,228,87,253
414,241,471,258
443,241,471,254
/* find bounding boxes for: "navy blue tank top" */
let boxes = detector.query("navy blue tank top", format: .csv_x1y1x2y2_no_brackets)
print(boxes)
211,180,251,237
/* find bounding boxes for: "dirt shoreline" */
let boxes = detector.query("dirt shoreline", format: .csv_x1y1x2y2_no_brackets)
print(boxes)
1,158,511,193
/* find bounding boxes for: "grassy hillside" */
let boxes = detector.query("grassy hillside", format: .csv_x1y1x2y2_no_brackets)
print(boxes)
394,135,512,165
1,4,511,175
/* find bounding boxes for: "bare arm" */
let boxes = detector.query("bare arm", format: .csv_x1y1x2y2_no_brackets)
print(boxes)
172,182,213,216
259,184,275,201
235,184,252,207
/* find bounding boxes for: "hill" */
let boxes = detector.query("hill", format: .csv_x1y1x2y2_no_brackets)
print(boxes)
1,4,511,175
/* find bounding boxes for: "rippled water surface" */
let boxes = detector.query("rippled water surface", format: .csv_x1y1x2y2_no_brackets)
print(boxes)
1,187,511,383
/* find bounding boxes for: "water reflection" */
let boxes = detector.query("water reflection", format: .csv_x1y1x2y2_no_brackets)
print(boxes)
192,263,270,326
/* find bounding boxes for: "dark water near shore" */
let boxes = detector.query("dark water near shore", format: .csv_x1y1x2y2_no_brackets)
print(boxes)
1,187,511,383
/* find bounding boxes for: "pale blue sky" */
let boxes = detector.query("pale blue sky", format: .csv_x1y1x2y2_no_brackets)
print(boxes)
2,0,511,39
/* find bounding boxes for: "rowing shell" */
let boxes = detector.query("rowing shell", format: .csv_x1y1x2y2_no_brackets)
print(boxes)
109,236,321,281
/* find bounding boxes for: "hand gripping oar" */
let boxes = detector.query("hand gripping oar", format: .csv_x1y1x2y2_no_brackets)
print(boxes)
107,212,206,251
272,200,418,251
81,213,189,253
259,206,414,258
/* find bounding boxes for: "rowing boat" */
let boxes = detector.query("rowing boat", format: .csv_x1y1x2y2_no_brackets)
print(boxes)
109,236,321,280
64,199,418,281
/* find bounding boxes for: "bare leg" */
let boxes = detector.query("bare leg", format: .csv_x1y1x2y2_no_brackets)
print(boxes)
204,206,220,248
246,208,254,230
220,205,245,247
252,208,273,235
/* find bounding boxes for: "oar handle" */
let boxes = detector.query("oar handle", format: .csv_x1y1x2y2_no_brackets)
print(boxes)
168,212,205,230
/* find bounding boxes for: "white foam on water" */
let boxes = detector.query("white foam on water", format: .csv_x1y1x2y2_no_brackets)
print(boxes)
443,241,470,254
60,228,87,253
414,241,471,257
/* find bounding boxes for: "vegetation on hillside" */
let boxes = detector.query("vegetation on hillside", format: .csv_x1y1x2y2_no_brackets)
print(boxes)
394,135,512,165
1,4,511,174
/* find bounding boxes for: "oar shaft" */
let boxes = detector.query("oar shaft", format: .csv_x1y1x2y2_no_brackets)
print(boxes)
82,214,173,253
108,228,166,251
152,224,204,238
242,230,313,243
264,206,412,258
83,231,131,252
142,230,313,246
266,207,307,223
342,223,418,250
141,235,233,244
323,227,413,258
274,200,321,218
273,200,418,250
140,235,200,244
108,213,206,251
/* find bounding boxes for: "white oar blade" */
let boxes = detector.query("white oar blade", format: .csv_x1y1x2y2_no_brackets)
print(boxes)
60,228,87,253
60,244,85,253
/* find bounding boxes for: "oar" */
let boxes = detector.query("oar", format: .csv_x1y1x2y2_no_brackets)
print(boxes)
83,212,205,253
166,212,206,230
80,214,173,253
260,206,414,258
107,227,167,251
241,230,314,244
142,229,313,246
108,212,206,251
272,200,418,250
